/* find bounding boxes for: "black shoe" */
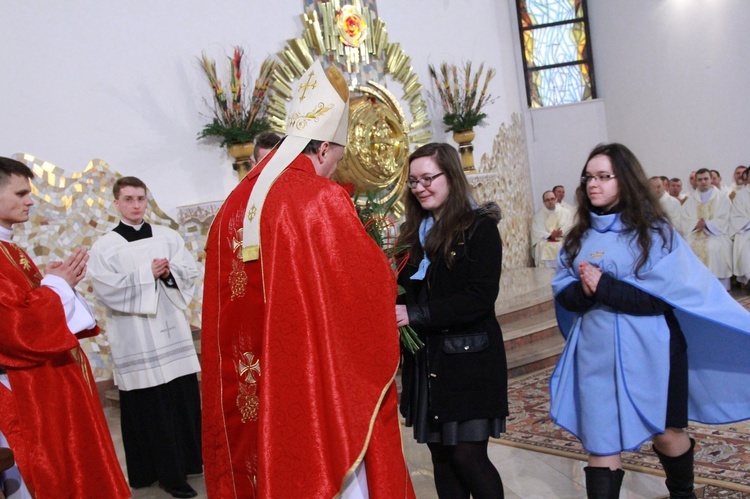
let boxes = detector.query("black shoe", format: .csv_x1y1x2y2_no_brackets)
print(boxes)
159,482,198,498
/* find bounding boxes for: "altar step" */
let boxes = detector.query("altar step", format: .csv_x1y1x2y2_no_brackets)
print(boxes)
496,267,565,378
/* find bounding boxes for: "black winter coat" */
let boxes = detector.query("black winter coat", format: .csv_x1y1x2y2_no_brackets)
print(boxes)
398,208,509,423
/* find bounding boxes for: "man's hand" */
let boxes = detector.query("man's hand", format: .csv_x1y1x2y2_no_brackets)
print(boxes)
152,258,170,279
695,218,707,231
548,228,563,241
45,247,89,288
579,261,602,297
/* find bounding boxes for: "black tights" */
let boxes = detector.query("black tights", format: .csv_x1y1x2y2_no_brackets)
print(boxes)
427,440,504,499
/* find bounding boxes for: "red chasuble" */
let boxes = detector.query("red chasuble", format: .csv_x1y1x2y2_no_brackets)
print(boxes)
0,241,130,498
202,154,414,498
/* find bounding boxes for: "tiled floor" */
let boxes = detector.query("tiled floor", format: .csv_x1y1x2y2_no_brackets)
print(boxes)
105,405,670,498
106,267,718,498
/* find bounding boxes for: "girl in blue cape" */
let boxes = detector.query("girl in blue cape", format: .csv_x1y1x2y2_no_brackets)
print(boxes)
550,143,750,498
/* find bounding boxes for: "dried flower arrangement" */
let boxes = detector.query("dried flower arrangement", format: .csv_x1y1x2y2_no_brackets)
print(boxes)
428,62,497,133
198,47,276,147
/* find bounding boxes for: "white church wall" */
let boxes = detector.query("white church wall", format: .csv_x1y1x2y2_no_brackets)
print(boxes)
2,0,523,218
525,100,609,209
588,0,750,183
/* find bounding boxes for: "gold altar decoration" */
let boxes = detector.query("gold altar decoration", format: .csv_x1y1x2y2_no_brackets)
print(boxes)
265,0,431,202
453,129,476,173
227,142,255,180
335,81,410,205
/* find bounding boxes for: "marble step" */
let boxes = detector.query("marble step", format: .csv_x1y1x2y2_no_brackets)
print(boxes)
506,334,565,379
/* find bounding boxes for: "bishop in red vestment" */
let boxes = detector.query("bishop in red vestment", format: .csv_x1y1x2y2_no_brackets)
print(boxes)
201,61,414,498
0,157,130,499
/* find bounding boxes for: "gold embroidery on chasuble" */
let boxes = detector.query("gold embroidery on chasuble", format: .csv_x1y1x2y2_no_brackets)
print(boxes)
0,242,42,288
237,352,261,423
228,224,248,300
692,199,715,266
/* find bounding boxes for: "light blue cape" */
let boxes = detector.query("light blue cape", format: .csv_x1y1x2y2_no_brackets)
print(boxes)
550,213,750,455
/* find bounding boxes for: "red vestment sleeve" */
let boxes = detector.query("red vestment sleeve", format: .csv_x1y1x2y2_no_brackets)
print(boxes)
0,243,130,498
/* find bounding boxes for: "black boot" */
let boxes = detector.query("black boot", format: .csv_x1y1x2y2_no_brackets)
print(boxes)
653,438,696,499
584,466,625,499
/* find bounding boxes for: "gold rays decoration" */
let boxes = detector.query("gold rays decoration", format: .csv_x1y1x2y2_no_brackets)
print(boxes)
266,0,432,151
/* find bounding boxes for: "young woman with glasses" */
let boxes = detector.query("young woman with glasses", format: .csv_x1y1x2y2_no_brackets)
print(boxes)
395,142,507,498
552,142,750,498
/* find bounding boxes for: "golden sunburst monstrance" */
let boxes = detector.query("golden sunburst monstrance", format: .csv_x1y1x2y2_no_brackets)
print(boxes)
265,0,431,204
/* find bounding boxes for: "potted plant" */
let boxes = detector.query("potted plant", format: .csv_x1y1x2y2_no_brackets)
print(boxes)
428,62,496,171
198,47,276,176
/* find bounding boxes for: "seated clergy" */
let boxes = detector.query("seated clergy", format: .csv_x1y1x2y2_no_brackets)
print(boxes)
531,190,573,268
649,176,682,230
730,177,750,285
679,168,734,290
669,177,687,204
729,165,747,201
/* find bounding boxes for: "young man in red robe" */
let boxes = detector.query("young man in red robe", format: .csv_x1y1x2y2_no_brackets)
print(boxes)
0,157,130,498
201,61,415,498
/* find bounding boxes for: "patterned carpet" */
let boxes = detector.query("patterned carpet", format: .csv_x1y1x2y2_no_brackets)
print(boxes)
496,367,750,494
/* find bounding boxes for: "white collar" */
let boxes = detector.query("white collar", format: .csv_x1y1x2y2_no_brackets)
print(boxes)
0,225,13,243
121,220,145,230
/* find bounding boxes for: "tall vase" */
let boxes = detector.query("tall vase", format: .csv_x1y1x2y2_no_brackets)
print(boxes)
227,142,256,181
453,129,476,173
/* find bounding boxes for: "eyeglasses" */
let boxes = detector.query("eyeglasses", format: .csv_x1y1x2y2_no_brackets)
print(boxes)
581,174,617,184
407,172,444,189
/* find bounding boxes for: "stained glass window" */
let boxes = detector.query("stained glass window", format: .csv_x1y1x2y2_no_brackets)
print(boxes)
516,0,597,108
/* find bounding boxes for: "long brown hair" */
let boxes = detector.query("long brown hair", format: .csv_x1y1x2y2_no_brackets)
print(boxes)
563,143,672,276
396,143,477,268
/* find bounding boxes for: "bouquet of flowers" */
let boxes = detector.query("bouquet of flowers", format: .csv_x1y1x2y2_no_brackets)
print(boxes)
428,61,497,133
355,191,424,353
198,47,276,147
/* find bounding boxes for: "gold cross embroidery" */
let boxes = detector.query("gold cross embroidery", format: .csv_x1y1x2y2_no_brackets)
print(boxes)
247,205,257,222
238,352,261,384
298,70,318,101
231,228,243,257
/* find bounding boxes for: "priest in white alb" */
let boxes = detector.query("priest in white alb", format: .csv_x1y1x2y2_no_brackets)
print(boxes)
88,176,202,499
679,168,734,290
532,190,573,268
730,178,750,285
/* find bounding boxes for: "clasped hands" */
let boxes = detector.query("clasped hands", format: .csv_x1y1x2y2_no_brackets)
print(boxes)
45,247,89,288
579,261,602,297
548,228,563,242
151,257,170,279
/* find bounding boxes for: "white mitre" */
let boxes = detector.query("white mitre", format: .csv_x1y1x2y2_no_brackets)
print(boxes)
241,59,350,262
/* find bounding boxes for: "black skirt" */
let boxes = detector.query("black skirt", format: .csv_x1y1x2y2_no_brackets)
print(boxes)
401,348,505,445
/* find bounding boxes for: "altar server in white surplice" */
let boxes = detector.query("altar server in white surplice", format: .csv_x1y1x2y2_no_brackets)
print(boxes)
679,168,734,290
89,176,202,498
730,182,750,285
532,190,573,268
